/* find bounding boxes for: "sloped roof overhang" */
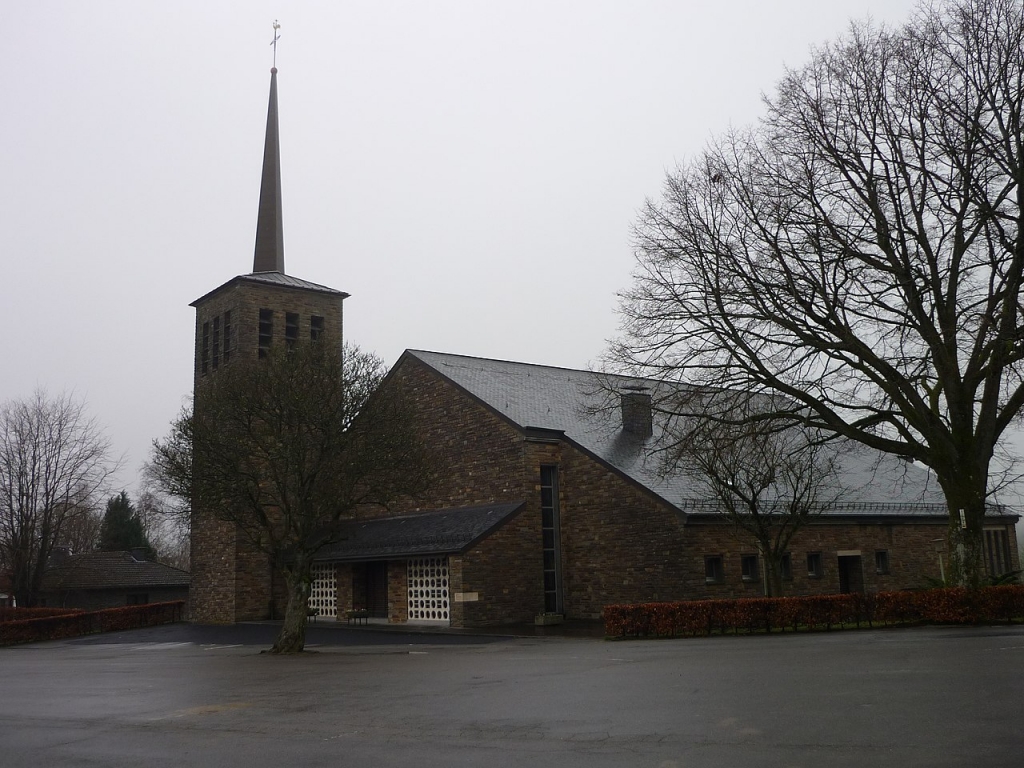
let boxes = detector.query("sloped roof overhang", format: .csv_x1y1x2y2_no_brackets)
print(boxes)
314,501,526,563
190,271,349,308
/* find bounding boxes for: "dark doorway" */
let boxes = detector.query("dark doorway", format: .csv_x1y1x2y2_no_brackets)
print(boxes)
837,555,864,594
353,562,389,618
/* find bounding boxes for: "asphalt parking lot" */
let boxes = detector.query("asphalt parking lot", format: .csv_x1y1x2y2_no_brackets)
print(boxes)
2,622,1023,767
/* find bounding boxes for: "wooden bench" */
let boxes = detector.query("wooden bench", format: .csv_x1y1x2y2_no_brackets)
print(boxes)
345,609,369,625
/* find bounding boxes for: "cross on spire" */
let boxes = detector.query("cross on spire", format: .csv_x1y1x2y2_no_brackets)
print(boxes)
270,20,281,69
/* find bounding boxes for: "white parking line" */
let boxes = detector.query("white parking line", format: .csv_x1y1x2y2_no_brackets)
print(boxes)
130,642,193,651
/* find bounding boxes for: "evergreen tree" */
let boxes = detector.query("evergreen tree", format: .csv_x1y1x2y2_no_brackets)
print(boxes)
98,491,154,559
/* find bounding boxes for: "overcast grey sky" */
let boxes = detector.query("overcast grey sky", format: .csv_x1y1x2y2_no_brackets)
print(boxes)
6,0,948,492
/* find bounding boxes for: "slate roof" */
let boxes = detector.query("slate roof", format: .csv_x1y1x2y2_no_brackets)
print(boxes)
315,502,526,562
237,271,348,295
404,350,995,520
43,551,190,592
190,271,349,307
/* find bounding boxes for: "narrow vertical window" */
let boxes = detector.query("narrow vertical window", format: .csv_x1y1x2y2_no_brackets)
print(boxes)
212,316,221,370
875,550,890,575
223,310,232,363
310,315,325,341
540,465,562,614
780,553,792,580
258,309,273,359
704,555,724,584
201,321,210,375
807,552,823,578
741,554,759,582
285,312,299,349
985,529,1010,577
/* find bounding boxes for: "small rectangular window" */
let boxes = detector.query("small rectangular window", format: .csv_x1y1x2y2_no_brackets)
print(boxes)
223,310,232,363
201,321,210,374
741,554,759,582
212,316,220,370
875,550,890,575
310,315,325,341
705,555,724,584
258,309,273,359
780,553,793,580
285,312,299,349
126,593,149,606
807,552,823,578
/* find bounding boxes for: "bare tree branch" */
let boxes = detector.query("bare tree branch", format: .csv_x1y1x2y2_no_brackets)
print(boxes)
0,390,116,606
149,342,434,652
612,0,1024,586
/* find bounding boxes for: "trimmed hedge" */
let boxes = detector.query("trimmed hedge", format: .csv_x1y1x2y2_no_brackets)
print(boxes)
0,601,186,646
603,586,1024,638
0,607,84,623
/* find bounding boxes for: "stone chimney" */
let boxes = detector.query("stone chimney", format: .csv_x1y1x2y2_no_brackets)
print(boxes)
620,387,653,438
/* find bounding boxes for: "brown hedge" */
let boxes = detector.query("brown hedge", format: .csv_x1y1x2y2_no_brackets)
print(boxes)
603,586,1024,638
0,607,84,623
0,601,186,646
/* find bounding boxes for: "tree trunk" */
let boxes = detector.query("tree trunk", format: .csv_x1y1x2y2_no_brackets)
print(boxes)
768,563,784,598
270,564,312,654
947,504,986,590
939,477,987,589
763,549,785,597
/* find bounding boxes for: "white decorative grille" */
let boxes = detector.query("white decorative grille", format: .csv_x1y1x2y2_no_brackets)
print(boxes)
407,557,450,622
308,562,337,619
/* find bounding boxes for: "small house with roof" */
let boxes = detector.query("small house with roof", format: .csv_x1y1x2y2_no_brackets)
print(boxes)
40,550,189,611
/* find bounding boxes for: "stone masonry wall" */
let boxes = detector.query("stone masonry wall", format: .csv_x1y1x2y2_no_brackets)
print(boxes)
193,280,344,388
556,441,691,619
189,511,236,623
460,507,542,625
190,276,345,624
362,358,531,518
361,359,544,624
233,539,272,620
365,359,694,624
387,561,408,623
335,563,353,619
679,518,1021,598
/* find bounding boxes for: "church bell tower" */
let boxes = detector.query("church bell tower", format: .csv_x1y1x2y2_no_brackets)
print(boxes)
188,52,349,623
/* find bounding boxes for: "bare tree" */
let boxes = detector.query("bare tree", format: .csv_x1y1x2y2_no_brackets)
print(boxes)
668,397,842,596
614,0,1024,586
142,407,192,572
0,390,116,606
134,486,190,571
150,342,432,653
58,506,102,555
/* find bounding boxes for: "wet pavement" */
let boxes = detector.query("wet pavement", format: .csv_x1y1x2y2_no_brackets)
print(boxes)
2,622,1023,767
62,617,606,648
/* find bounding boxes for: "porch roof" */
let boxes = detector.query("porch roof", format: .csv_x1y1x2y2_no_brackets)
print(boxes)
315,501,526,562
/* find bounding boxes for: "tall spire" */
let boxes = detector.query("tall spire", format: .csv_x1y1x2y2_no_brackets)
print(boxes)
253,61,285,274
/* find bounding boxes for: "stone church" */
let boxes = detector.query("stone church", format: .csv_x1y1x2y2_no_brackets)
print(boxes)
189,68,1021,627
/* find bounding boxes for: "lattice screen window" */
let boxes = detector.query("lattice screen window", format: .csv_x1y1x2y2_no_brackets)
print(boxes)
407,557,450,622
308,562,337,619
